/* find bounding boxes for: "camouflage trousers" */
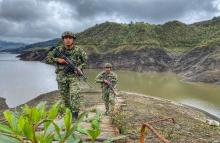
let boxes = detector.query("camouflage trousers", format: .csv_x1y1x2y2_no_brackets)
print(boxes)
102,88,115,112
57,74,80,113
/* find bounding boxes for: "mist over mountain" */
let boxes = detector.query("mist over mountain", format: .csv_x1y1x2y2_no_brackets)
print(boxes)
0,40,25,51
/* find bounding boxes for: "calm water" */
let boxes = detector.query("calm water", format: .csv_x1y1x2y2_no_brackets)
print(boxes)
1,53,220,118
0,53,57,107
88,70,220,118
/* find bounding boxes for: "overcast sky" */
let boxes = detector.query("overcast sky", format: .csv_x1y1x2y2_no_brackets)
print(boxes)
0,0,220,43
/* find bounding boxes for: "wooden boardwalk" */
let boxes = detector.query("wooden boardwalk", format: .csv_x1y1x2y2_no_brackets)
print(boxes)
80,95,126,142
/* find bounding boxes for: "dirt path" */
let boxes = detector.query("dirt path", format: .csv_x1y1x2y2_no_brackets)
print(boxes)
80,93,126,142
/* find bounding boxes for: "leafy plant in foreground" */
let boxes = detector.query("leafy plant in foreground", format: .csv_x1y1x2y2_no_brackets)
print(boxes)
0,101,102,143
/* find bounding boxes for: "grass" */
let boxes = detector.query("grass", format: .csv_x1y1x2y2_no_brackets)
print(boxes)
110,92,220,142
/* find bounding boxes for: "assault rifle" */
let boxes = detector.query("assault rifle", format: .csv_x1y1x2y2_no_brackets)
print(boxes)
52,47,94,88
107,82,117,96
102,78,117,96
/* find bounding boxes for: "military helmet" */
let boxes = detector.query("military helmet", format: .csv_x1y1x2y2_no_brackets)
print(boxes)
104,63,112,68
61,31,76,39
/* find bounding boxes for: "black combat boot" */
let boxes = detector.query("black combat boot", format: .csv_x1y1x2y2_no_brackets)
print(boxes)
72,112,78,122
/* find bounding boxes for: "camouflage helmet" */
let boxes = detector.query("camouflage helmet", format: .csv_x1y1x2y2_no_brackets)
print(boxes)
61,31,76,39
104,63,112,68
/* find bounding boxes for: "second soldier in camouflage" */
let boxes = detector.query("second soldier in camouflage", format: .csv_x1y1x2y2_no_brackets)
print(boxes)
95,63,118,115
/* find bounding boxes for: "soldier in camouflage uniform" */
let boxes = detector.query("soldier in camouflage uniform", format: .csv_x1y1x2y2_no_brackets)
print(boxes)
46,31,87,120
95,63,118,115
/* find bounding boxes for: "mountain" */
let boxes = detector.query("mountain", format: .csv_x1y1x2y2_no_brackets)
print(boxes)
21,38,60,51
0,40,25,51
76,17,220,53
7,16,220,54
2,39,59,53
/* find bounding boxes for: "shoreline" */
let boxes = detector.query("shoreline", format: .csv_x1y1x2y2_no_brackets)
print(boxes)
121,91,220,122
0,53,220,122
1,89,219,123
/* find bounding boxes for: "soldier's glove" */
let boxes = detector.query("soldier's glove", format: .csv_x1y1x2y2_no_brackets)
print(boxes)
103,80,110,85
57,58,67,64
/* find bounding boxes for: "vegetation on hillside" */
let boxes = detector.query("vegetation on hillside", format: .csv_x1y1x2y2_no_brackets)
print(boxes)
76,17,220,53
8,16,220,54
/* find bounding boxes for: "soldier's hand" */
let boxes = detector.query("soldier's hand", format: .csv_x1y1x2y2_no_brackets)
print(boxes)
57,58,67,64
103,80,110,85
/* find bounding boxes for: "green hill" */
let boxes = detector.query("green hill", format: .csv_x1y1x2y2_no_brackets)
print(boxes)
11,16,220,54
76,17,220,53
22,38,60,51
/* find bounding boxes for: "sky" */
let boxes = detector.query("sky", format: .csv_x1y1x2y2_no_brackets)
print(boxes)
0,0,220,44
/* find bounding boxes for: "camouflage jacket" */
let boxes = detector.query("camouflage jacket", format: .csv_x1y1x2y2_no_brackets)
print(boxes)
95,71,118,89
46,45,87,76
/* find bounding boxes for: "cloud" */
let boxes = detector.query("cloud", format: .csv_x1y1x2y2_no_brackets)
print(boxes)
61,0,219,23
0,0,73,43
0,0,219,43
0,0,46,22
213,0,220,13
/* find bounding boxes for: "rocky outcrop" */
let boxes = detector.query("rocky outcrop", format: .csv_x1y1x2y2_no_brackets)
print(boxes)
0,97,9,110
18,47,172,72
174,46,220,83
88,48,172,72
17,49,48,61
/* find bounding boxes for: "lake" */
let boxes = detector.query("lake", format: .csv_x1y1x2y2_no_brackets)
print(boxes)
0,53,220,118
0,53,57,107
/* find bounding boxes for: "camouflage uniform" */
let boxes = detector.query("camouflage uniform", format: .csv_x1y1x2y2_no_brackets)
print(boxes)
46,44,87,114
95,70,118,113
